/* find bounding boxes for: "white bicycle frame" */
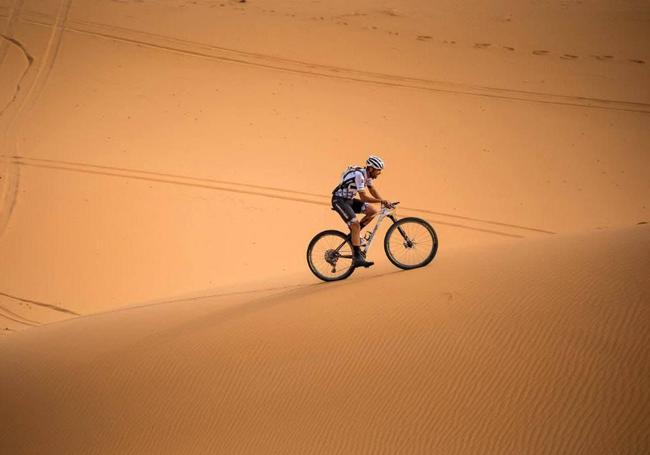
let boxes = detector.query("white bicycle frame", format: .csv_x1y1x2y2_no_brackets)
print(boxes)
332,203,401,259
360,204,398,255
311,200,435,279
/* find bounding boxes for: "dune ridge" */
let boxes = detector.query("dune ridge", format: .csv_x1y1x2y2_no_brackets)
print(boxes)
1,226,648,454
1,0,648,314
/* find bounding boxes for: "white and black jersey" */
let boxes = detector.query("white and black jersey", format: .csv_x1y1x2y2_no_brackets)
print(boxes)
332,167,374,199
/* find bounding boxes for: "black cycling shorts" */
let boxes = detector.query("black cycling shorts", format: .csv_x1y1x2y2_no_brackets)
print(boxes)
332,197,367,224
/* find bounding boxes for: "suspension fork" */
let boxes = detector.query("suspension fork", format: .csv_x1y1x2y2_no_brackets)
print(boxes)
389,214,411,242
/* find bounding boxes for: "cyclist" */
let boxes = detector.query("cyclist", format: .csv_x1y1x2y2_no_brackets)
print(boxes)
331,155,391,268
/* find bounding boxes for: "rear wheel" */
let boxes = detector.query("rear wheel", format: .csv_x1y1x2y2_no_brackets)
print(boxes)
384,217,438,270
307,230,356,282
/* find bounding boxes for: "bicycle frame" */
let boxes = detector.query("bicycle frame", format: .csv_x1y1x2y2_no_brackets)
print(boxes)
335,204,402,257
309,201,437,279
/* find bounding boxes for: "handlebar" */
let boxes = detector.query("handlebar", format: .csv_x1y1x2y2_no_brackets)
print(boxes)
381,201,399,212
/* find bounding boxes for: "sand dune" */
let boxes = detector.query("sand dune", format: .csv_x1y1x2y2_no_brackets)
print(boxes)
1,225,648,453
1,0,649,452
1,0,648,317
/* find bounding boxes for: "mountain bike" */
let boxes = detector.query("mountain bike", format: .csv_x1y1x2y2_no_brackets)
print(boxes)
306,202,438,281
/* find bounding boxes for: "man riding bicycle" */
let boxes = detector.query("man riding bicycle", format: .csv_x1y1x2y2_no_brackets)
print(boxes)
331,155,391,268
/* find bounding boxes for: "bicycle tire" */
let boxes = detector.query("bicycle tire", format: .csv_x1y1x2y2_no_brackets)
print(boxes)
307,230,356,282
384,217,438,270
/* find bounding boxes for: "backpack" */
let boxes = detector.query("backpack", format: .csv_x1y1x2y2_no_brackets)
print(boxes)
332,165,364,195
340,165,362,180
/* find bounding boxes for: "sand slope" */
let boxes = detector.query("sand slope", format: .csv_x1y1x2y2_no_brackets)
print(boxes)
1,225,648,454
1,1,649,452
0,0,649,319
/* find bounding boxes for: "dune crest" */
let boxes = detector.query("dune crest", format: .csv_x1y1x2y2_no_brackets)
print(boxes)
1,226,648,454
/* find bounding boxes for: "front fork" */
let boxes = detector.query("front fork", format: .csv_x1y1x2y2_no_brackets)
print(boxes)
388,214,413,247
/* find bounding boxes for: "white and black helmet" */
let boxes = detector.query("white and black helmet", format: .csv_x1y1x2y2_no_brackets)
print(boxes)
366,155,385,170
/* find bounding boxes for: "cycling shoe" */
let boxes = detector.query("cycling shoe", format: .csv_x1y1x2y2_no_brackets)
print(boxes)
353,257,374,268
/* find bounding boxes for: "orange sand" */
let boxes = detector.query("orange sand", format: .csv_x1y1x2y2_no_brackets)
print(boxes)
1,0,649,453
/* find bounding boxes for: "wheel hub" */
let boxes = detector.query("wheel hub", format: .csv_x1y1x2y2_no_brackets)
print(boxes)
324,249,338,265
403,240,415,248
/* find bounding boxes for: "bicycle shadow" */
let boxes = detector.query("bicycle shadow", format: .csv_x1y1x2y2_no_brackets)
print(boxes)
100,267,411,355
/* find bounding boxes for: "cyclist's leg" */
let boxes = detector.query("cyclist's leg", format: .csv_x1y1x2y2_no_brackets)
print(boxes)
332,197,361,246
349,220,361,247
333,197,373,267
357,201,378,230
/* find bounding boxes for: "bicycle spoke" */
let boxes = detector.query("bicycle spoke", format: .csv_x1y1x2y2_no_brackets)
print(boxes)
386,220,436,268
308,232,355,280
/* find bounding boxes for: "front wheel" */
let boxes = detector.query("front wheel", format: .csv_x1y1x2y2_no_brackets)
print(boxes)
384,217,438,270
307,230,356,282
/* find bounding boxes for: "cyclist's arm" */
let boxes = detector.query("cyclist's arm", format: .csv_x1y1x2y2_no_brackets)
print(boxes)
368,185,383,201
358,190,387,205
356,172,389,205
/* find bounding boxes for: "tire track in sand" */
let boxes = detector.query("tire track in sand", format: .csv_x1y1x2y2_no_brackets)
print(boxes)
0,0,71,238
8,155,555,239
8,10,650,114
0,303,39,326
0,33,34,117
0,290,79,315
0,0,24,65
0,0,27,243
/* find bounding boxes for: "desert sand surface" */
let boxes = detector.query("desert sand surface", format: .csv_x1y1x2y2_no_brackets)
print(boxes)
1,226,649,453
1,0,649,453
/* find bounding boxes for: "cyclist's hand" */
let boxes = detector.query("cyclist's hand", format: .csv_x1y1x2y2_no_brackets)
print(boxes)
381,200,392,207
